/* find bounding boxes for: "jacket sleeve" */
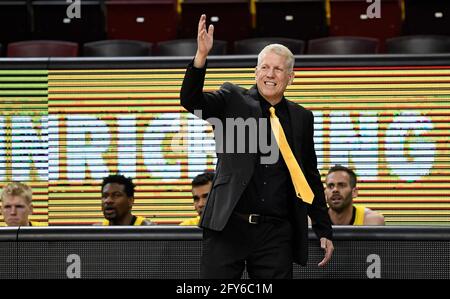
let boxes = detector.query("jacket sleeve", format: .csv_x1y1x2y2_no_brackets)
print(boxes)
303,110,333,240
180,60,227,121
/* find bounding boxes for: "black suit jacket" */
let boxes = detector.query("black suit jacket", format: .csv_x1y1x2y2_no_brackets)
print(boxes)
180,62,332,265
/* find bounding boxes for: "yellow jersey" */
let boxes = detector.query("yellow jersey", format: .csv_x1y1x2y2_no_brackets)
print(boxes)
29,221,47,226
101,215,149,226
179,216,200,226
352,205,366,225
0,221,46,226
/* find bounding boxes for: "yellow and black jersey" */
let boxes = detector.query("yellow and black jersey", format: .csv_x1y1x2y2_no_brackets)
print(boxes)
101,215,151,226
350,205,366,226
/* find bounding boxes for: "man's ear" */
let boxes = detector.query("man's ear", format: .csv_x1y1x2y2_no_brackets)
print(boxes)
288,71,295,85
129,197,135,208
352,187,358,199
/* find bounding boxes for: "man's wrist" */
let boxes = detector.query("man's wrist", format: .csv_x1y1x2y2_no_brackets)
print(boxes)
194,53,207,68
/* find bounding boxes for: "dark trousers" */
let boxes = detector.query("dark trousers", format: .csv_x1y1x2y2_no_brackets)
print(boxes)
200,214,294,279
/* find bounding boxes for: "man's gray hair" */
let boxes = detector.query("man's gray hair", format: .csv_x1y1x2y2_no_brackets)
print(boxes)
257,44,295,72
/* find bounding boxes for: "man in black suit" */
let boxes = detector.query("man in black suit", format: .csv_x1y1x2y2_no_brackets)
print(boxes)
180,14,333,279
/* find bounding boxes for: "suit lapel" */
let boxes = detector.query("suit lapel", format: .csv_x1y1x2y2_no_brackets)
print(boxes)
245,85,263,119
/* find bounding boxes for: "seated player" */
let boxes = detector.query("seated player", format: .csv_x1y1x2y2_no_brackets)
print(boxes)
96,174,154,226
325,165,385,225
1,182,45,226
180,172,214,226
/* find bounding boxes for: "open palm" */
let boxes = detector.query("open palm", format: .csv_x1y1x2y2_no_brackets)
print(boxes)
197,14,214,56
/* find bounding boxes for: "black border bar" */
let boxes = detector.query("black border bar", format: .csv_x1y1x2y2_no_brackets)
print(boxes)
1,54,450,70
0,226,447,241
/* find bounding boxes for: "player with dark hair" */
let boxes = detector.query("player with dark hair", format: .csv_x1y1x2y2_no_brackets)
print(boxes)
180,172,215,226
325,165,385,225
96,174,154,226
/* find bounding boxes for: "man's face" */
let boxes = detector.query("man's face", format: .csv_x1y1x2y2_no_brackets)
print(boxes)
325,171,357,213
192,182,212,216
1,196,33,226
101,183,133,221
255,51,294,104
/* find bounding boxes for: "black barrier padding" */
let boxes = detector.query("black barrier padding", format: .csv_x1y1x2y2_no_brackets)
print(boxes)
295,240,450,279
17,240,201,279
0,228,18,279
12,241,450,279
0,242,17,279
2,226,449,279
13,240,450,279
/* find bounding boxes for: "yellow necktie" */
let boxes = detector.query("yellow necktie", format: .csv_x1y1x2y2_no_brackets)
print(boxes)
269,106,314,204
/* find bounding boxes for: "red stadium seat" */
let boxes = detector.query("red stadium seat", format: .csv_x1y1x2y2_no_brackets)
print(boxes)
105,0,178,43
31,0,105,43
7,40,79,57
83,40,153,56
329,0,402,52
307,36,379,54
386,35,450,54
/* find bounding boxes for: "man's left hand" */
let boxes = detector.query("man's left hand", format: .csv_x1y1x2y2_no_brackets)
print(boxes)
318,237,333,267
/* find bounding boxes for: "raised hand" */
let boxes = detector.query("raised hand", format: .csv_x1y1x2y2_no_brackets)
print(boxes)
194,14,214,68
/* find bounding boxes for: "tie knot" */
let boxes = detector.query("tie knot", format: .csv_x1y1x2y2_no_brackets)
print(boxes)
269,106,276,117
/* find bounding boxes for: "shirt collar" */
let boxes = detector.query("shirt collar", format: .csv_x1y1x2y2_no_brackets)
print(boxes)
253,85,287,111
